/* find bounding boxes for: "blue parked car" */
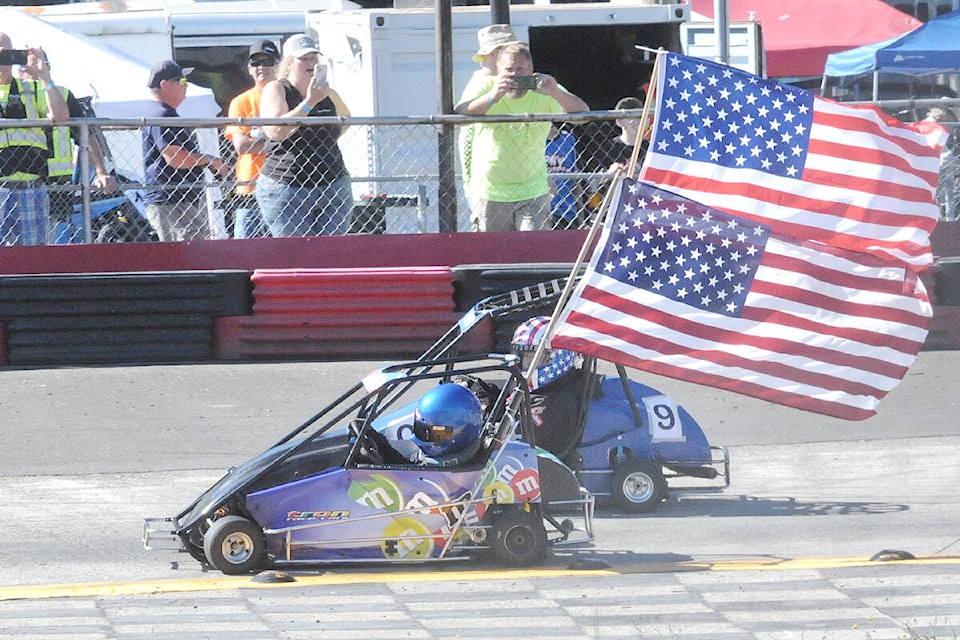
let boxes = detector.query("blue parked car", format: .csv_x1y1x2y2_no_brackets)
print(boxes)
51,189,156,244
423,278,730,513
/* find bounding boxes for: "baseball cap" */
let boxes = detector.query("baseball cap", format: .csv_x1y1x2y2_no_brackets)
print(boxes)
283,33,321,59
473,24,524,63
248,39,280,62
147,60,193,89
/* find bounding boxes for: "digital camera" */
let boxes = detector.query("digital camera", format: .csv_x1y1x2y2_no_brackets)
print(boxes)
0,49,29,67
511,75,539,91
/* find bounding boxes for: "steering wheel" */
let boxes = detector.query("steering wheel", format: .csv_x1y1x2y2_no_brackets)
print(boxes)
358,432,385,465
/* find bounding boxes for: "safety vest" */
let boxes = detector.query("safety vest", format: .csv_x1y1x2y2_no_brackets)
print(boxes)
0,78,49,182
45,86,74,179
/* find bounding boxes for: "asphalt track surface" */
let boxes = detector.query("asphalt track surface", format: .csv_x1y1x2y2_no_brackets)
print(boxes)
0,351,958,638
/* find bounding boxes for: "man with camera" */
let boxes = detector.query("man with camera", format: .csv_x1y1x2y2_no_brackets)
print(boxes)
456,42,588,232
0,33,69,245
17,60,119,234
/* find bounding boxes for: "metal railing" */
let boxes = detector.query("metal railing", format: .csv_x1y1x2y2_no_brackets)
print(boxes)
2,103,957,247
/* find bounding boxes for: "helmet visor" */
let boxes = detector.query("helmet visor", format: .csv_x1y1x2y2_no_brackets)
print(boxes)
413,420,455,443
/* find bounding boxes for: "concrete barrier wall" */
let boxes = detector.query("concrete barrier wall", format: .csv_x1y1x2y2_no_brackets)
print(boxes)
216,267,460,361
0,225,956,366
0,231,589,275
0,221,953,275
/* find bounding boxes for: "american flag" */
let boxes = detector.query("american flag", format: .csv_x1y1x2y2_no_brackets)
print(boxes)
550,180,932,420
638,53,946,268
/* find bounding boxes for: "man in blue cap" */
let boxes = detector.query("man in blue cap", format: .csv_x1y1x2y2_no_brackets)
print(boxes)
141,60,230,241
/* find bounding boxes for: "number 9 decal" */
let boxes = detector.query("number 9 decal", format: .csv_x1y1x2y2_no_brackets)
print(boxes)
652,403,675,431
645,395,685,442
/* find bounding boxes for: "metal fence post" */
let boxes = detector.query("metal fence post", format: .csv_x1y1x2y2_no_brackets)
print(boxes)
436,0,458,233
78,122,93,244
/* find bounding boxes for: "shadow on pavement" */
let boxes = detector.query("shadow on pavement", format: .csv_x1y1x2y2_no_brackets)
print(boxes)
598,494,910,518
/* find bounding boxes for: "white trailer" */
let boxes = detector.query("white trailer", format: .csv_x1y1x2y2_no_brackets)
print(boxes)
307,2,690,118
22,0,358,112
306,2,691,231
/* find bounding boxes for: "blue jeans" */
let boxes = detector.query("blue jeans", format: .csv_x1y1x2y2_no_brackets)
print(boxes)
255,174,353,237
232,195,269,239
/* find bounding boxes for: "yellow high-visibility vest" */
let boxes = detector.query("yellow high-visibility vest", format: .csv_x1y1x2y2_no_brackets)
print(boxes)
0,78,49,182
44,85,74,179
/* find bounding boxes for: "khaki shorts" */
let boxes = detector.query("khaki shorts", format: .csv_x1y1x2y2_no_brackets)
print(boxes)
471,194,551,232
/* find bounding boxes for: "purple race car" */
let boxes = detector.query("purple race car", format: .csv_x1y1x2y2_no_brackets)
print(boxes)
143,354,594,575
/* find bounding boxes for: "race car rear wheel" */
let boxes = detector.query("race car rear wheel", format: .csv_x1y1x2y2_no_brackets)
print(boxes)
203,516,265,575
489,508,547,567
611,459,667,513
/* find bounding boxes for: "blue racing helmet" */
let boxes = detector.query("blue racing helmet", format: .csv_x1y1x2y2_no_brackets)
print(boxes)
412,383,484,458
511,315,578,391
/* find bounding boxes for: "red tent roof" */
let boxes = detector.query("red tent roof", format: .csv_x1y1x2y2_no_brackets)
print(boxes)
689,0,922,78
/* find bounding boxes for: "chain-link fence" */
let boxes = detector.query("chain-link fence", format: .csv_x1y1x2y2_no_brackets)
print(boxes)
2,103,958,246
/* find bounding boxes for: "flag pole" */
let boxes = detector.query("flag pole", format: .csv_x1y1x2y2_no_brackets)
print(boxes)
523,50,665,381
625,47,664,178
524,169,623,382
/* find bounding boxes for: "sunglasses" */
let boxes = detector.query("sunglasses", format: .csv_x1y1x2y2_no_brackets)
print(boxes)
249,58,277,68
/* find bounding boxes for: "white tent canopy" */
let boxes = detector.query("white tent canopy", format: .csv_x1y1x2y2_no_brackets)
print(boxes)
2,8,221,177
3,8,226,234
1,8,219,119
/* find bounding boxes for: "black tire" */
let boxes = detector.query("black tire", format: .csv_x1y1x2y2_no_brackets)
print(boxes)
203,516,265,575
93,204,158,243
611,459,667,513
182,522,212,565
183,536,208,565
489,508,547,567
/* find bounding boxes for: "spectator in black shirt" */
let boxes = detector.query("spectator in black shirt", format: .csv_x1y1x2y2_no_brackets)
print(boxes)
593,96,648,175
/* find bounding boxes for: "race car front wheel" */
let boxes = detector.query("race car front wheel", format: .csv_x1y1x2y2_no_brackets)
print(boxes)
489,508,547,567
611,459,667,513
203,516,266,575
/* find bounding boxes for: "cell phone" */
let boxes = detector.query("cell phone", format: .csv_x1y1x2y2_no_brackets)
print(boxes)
314,63,327,87
511,75,539,91
0,49,29,66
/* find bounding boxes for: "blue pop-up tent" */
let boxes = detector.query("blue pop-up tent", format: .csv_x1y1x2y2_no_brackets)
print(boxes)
823,8,960,99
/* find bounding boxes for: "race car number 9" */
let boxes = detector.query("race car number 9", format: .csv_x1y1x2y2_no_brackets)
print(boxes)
645,395,685,443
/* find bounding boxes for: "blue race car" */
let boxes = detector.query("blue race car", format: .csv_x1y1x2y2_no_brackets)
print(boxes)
424,279,729,514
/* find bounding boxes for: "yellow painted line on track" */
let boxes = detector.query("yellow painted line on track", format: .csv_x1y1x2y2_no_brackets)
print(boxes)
3,554,959,602
0,569,611,602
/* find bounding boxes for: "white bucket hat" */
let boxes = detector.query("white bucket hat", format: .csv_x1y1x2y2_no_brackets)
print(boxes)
473,24,525,62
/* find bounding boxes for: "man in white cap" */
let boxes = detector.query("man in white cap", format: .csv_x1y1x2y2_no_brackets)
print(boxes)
455,25,524,204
